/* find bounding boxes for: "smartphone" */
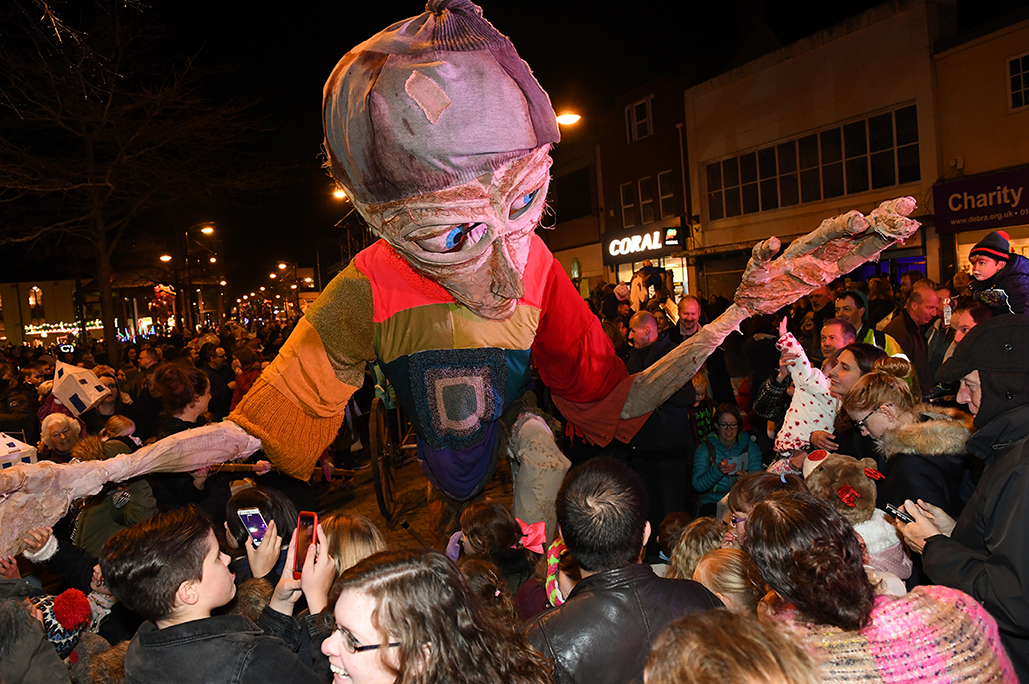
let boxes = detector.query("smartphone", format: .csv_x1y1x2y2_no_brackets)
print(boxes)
237,507,268,548
293,511,318,579
885,503,915,524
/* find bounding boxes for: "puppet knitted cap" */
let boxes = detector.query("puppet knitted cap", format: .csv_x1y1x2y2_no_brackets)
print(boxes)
970,231,1010,262
322,0,560,206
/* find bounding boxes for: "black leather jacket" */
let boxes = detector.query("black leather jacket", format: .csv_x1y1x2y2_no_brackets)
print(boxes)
526,564,720,684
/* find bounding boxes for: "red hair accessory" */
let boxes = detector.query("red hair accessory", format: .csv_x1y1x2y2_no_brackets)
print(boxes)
837,484,860,507
864,467,884,480
514,519,546,554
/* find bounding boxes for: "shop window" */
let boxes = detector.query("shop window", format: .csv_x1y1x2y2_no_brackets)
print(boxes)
704,104,919,221
28,286,44,324
620,182,637,228
1010,52,1029,111
625,97,653,143
658,170,676,219
639,176,655,224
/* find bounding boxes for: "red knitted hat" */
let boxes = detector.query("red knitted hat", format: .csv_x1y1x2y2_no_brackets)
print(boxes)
970,231,1010,262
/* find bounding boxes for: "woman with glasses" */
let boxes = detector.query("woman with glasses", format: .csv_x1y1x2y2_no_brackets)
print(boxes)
841,357,973,520
692,404,762,517
320,549,551,684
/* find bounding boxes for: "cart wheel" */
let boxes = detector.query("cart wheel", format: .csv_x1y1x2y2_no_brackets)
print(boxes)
369,398,397,523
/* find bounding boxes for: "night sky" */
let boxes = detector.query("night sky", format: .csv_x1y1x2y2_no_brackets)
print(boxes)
15,0,1028,298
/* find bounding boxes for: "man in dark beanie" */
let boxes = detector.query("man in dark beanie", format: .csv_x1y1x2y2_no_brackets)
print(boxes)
967,229,1029,314
898,314,1029,680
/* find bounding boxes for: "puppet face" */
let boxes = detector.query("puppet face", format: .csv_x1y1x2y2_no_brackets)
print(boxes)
356,147,552,321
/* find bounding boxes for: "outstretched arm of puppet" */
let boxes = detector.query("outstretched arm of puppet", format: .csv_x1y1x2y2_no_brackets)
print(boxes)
620,197,919,419
229,263,375,479
0,422,262,558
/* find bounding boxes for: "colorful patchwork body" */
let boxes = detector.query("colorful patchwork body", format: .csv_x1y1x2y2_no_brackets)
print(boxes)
231,235,643,496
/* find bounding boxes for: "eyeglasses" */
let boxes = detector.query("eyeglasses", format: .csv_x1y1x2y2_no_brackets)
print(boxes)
715,422,738,429
334,625,401,654
853,405,882,432
730,512,747,527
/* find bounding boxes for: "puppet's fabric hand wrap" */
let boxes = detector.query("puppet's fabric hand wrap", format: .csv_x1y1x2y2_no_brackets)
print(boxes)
734,196,918,315
0,422,261,558
620,197,919,420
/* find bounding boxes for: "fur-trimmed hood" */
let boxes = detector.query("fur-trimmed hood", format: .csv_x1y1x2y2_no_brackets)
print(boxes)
875,405,973,459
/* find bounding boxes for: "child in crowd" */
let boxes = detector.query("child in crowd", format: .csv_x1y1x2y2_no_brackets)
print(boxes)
967,230,1029,314
100,505,329,684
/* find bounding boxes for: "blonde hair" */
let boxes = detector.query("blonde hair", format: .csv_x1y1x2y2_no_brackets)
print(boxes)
692,549,764,614
321,512,387,576
840,356,918,415
644,609,819,684
102,415,135,439
667,517,723,580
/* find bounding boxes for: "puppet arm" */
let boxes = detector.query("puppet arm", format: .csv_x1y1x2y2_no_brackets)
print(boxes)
621,197,919,419
229,263,376,479
0,422,261,558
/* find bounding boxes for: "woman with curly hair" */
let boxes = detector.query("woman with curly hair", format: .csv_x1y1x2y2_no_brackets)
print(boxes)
745,491,1015,683
320,549,551,684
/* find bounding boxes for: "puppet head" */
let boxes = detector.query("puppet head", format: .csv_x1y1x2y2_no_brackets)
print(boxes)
323,0,560,320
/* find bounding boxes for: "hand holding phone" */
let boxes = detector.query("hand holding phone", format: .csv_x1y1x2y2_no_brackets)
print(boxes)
293,511,318,579
885,503,914,524
237,508,268,547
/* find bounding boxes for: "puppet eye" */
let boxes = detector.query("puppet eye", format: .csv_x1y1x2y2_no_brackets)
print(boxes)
509,187,541,220
415,223,488,253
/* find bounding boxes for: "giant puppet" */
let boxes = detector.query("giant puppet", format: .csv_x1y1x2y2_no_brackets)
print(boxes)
0,0,920,557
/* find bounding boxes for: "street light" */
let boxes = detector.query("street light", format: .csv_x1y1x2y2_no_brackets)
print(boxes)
556,112,581,125
160,254,173,262
333,188,347,200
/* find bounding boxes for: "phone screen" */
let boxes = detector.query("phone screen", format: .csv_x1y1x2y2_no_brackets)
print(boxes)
293,512,317,578
237,509,267,547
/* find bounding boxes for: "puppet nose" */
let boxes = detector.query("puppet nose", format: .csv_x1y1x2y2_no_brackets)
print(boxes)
490,240,525,300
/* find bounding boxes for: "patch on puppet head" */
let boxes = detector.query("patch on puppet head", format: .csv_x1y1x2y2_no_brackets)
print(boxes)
405,71,452,124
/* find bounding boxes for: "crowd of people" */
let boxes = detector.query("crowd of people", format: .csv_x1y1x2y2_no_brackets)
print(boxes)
1,228,1028,684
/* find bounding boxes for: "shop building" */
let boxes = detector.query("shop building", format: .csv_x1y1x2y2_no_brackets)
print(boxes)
932,13,1029,273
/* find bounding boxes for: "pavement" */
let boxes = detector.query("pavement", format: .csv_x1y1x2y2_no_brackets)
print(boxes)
311,444,515,551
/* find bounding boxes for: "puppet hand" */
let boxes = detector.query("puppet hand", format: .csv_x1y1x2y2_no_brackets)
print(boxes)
734,197,918,316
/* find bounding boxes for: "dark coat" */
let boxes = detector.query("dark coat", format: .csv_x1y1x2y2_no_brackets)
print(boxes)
625,333,695,454
883,309,932,397
525,564,720,684
922,403,1029,682
969,252,1029,315
874,407,973,518
124,609,327,684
